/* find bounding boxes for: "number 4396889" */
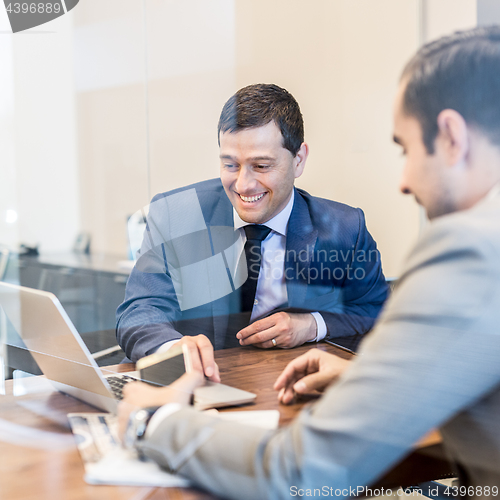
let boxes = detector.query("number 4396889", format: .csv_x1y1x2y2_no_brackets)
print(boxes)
6,3,62,14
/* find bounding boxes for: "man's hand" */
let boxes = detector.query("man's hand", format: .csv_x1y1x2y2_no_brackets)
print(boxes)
177,334,220,382
118,371,203,440
274,348,352,404
236,312,317,349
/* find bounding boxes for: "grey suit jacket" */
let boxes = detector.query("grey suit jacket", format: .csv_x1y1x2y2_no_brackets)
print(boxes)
137,191,500,499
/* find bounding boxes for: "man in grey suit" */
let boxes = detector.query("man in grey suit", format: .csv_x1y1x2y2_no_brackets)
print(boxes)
119,27,500,498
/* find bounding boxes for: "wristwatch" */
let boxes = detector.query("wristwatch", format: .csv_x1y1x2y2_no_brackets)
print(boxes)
123,406,159,451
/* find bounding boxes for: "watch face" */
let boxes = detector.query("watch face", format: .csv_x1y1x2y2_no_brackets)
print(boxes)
135,409,151,421
136,408,158,439
124,407,159,449
135,410,149,438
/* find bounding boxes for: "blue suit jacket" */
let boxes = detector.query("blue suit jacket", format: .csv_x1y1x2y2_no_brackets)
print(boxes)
116,178,388,361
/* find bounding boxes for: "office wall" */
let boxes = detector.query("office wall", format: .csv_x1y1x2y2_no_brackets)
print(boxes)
0,11,17,249
75,0,236,257
0,9,80,252
233,0,423,277
144,0,236,193
477,0,500,25
73,0,149,257
424,0,477,41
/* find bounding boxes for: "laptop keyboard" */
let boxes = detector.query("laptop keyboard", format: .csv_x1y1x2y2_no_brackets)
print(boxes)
106,375,137,400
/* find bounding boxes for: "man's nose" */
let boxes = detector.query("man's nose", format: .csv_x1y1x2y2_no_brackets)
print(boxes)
235,168,257,193
400,183,411,195
399,166,412,195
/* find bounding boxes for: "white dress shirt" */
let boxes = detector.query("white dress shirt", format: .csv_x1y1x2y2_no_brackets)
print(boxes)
233,190,326,342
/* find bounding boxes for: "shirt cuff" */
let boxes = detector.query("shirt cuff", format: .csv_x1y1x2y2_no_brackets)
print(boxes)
145,403,183,438
309,312,327,342
155,338,181,354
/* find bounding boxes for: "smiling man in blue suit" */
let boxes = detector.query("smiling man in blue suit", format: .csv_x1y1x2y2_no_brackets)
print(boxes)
116,84,388,376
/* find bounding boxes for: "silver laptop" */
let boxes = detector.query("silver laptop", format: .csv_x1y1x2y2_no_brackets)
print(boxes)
0,282,256,413
0,282,137,412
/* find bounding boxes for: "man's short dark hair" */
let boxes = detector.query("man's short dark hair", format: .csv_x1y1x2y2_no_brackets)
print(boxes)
217,83,304,156
402,25,500,153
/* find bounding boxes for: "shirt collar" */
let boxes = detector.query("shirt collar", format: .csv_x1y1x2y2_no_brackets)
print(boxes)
233,189,295,236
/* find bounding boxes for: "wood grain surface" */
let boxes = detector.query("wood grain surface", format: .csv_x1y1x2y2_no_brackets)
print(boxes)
0,343,453,499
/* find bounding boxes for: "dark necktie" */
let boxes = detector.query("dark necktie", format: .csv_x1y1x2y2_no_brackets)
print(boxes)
240,224,272,313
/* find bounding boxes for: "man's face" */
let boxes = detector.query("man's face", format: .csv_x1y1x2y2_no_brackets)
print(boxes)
393,82,456,220
219,121,306,224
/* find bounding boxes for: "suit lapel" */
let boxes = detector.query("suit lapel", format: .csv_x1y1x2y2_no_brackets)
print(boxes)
285,190,318,308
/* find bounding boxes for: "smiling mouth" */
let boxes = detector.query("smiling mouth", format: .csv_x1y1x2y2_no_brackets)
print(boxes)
238,193,266,203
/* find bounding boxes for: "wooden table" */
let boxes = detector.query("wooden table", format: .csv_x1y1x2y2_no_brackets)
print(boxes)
0,343,454,500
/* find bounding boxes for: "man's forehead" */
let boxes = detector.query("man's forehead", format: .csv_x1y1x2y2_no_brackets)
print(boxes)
393,80,408,117
392,80,411,136
219,122,286,151
220,121,281,138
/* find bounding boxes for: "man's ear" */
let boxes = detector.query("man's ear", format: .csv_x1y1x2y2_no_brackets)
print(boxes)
435,109,470,167
294,142,309,178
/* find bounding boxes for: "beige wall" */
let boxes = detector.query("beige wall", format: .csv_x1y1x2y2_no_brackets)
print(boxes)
1,10,80,252
77,84,149,258
425,0,477,41
75,0,235,256
478,0,500,25
233,0,423,277
0,10,17,249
